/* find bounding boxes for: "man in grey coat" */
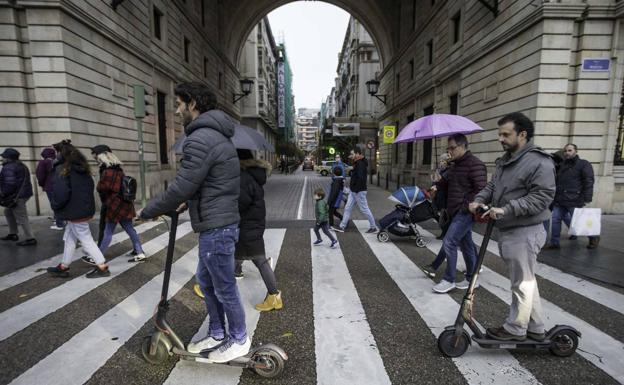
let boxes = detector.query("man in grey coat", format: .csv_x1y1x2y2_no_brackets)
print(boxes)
140,82,249,363
470,112,555,342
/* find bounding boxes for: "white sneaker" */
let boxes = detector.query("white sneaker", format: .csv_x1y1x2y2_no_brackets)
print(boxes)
433,280,456,293
187,336,226,354
50,225,64,231
207,337,251,363
128,253,147,262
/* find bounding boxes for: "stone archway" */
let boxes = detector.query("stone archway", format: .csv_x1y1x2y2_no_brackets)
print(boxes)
222,0,396,71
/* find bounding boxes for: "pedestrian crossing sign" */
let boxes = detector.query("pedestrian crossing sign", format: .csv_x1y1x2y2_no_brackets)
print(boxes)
383,125,396,144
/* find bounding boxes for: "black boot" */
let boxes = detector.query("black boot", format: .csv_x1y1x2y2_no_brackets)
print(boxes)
16,238,37,246
1,234,18,241
587,236,600,249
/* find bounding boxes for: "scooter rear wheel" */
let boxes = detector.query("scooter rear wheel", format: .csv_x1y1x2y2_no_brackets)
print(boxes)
415,237,427,248
377,231,390,242
251,348,285,378
438,330,470,358
549,329,578,357
141,336,170,364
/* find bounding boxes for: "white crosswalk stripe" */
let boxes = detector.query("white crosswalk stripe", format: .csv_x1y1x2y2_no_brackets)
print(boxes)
1,220,622,385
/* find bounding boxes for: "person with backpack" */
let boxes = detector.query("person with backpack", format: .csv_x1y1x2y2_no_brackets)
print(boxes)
81,145,145,265
46,140,110,278
0,148,37,246
327,167,344,227
36,147,64,230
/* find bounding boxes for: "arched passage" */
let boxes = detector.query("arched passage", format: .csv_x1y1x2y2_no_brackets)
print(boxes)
223,0,395,71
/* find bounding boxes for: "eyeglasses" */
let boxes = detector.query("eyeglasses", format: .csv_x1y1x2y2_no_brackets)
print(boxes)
446,145,458,151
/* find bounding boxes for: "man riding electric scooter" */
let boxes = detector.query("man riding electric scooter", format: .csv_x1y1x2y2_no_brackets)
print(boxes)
139,82,252,362
438,112,580,358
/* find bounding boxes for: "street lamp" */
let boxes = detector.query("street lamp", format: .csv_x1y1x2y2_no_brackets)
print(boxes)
233,78,254,104
366,79,386,105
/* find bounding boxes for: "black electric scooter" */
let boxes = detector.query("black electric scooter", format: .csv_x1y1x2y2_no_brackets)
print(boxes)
141,212,288,378
437,207,581,358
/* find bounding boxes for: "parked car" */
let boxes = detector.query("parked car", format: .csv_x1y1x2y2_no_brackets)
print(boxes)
314,160,353,177
302,159,314,171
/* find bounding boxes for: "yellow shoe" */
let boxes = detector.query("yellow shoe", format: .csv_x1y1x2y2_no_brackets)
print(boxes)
255,291,283,312
193,284,205,299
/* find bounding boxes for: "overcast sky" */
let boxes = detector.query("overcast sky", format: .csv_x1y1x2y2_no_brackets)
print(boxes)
268,2,350,110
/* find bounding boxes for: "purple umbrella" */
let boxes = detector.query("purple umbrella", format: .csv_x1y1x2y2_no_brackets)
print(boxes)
394,114,484,143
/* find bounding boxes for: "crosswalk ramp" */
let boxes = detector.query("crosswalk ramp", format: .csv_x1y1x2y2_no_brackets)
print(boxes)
0,219,622,385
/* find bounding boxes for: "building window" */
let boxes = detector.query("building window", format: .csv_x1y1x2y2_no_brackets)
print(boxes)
184,37,190,63
451,11,461,45
203,57,208,78
426,39,433,65
153,6,163,40
157,91,169,165
450,93,458,115
259,84,264,106
615,78,624,165
423,106,434,165
409,59,414,80
406,114,414,165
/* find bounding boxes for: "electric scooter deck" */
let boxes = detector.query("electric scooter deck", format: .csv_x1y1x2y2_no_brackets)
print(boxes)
140,212,287,378
437,207,581,358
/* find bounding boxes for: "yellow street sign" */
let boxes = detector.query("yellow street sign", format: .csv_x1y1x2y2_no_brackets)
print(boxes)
328,147,335,155
383,125,396,144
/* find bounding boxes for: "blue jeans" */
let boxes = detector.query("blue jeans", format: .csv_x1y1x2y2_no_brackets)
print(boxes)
339,191,376,229
46,191,65,228
99,220,144,254
441,212,477,283
196,224,247,343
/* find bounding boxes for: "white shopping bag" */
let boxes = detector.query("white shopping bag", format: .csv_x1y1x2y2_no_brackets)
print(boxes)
569,208,601,236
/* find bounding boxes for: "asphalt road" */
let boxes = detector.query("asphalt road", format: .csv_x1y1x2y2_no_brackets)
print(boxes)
0,169,623,385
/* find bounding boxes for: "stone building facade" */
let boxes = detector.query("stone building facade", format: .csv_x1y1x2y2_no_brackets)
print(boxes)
238,17,279,166
0,0,266,215
374,0,624,213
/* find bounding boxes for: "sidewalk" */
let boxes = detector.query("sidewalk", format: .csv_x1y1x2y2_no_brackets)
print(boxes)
365,174,624,289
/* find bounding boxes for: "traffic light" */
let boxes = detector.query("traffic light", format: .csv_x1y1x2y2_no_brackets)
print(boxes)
133,85,151,118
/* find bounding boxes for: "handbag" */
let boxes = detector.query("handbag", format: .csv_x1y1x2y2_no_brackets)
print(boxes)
569,208,601,236
0,164,28,208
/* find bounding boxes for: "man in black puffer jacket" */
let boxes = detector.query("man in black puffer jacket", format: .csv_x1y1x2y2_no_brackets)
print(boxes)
140,82,248,363
545,143,597,249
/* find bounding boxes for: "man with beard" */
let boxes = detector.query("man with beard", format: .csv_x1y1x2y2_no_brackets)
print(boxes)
544,143,597,249
139,82,249,362
470,112,555,342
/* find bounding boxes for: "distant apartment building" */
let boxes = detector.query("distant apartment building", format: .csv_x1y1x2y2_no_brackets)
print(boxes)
238,17,279,165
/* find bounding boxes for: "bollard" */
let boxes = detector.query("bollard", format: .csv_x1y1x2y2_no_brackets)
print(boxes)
396,173,400,191
385,173,389,190
412,177,415,187
377,171,380,187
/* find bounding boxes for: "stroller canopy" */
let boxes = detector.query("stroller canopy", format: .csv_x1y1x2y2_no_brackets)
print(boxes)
388,186,427,208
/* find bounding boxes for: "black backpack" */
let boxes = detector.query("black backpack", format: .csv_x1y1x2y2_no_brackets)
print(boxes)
119,174,137,202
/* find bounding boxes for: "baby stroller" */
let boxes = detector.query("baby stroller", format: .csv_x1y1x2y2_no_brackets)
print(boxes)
377,186,438,247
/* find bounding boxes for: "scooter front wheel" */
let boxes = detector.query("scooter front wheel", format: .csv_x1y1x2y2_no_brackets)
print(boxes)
251,348,285,378
415,237,427,248
549,329,579,357
377,231,390,242
141,336,170,364
438,330,470,358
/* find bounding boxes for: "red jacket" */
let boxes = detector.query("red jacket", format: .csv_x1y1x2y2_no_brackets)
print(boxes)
97,166,135,222
437,151,487,218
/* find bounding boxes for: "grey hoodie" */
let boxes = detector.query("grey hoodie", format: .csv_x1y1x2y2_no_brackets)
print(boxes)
142,109,240,232
474,142,555,230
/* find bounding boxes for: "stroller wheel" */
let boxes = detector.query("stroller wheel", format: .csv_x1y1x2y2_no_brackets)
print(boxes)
415,237,427,248
377,231,390,242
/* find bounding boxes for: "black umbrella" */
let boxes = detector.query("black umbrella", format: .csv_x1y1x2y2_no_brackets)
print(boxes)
171,124,275,154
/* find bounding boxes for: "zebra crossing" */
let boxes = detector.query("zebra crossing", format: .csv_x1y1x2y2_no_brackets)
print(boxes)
0,219,622,385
